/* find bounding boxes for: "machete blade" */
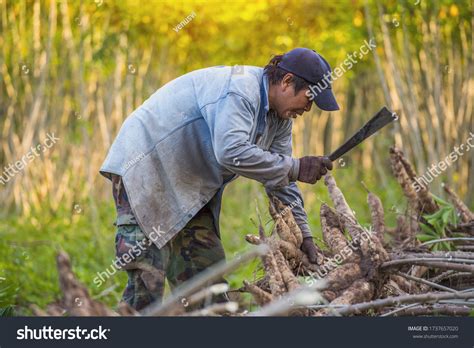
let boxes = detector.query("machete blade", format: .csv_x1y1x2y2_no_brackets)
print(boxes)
328,106,396,162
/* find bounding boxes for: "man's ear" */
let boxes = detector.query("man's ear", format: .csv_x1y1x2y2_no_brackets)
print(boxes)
281,73,293,92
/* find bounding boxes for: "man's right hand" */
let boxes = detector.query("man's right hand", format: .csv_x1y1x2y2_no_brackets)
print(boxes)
297,156,333,184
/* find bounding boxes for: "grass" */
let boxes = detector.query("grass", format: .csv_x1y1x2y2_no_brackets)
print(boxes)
0,168,404,315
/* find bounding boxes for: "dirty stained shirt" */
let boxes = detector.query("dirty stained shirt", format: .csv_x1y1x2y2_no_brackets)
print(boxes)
100,66,312,248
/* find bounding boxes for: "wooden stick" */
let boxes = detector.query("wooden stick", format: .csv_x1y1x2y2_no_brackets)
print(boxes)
428,270,456,283
420,237,474,246
391,251,474,260
382,257,474,266
395,271,457,293
381,258,474,275
380,303,421,317
430,272,474,284
336,291,474,316
388,304,471,317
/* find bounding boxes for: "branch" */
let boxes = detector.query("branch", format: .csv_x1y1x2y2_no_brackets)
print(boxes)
420,237,474,246
395,271,457,293
391,251,474,260
381,259,474,273
336,291,474,316
389,304,471,317
429,271,473,283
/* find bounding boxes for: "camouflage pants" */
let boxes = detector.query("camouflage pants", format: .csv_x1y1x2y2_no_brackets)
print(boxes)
112,175,227,311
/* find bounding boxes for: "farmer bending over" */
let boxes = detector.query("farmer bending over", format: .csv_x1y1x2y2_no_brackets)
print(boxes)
100,47,338,310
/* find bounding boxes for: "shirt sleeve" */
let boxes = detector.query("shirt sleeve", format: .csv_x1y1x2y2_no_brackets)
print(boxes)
264,118,312,239
201,92,299,189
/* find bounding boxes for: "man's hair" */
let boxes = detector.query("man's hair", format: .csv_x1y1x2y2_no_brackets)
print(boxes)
264,54,311,94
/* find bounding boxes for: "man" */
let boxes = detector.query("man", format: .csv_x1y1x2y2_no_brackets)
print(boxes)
100,47,338,310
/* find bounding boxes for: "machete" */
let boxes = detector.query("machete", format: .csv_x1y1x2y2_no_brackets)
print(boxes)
327,106,396,162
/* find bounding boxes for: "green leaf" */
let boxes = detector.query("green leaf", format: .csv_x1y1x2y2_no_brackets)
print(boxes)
424,208,445,222
441,209,451,225
419,223,436,235
433,221,443,235
431,193,450,206
416,234,435,242
451,209,460,225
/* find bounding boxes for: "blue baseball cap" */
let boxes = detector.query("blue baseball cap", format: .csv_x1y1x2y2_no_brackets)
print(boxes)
278,47,340,111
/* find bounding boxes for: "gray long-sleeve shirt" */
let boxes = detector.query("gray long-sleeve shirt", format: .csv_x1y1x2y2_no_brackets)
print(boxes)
100,66,311,249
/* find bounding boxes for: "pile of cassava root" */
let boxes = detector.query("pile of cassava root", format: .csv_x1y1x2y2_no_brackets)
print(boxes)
241,146,474,316
32,146,474,316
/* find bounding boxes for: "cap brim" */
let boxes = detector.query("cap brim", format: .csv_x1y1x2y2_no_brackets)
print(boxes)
311,87,340,111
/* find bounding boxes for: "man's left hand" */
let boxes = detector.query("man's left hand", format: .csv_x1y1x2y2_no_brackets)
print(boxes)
301,237,321,264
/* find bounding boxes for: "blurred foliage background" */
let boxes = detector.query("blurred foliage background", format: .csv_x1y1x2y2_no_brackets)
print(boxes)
0,0,472,313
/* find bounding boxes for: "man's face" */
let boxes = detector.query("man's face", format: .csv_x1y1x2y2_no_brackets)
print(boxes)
272,74,312,119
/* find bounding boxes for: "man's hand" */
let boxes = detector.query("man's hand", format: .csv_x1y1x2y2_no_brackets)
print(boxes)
301,237,320,264
297,156,333,184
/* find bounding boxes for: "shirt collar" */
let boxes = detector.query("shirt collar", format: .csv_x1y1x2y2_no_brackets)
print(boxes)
262,74,279,121
261,73,270,114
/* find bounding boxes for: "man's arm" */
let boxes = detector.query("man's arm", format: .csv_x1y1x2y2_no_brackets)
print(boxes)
264,118,311,238
265,118,325,263
201,93,299,188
